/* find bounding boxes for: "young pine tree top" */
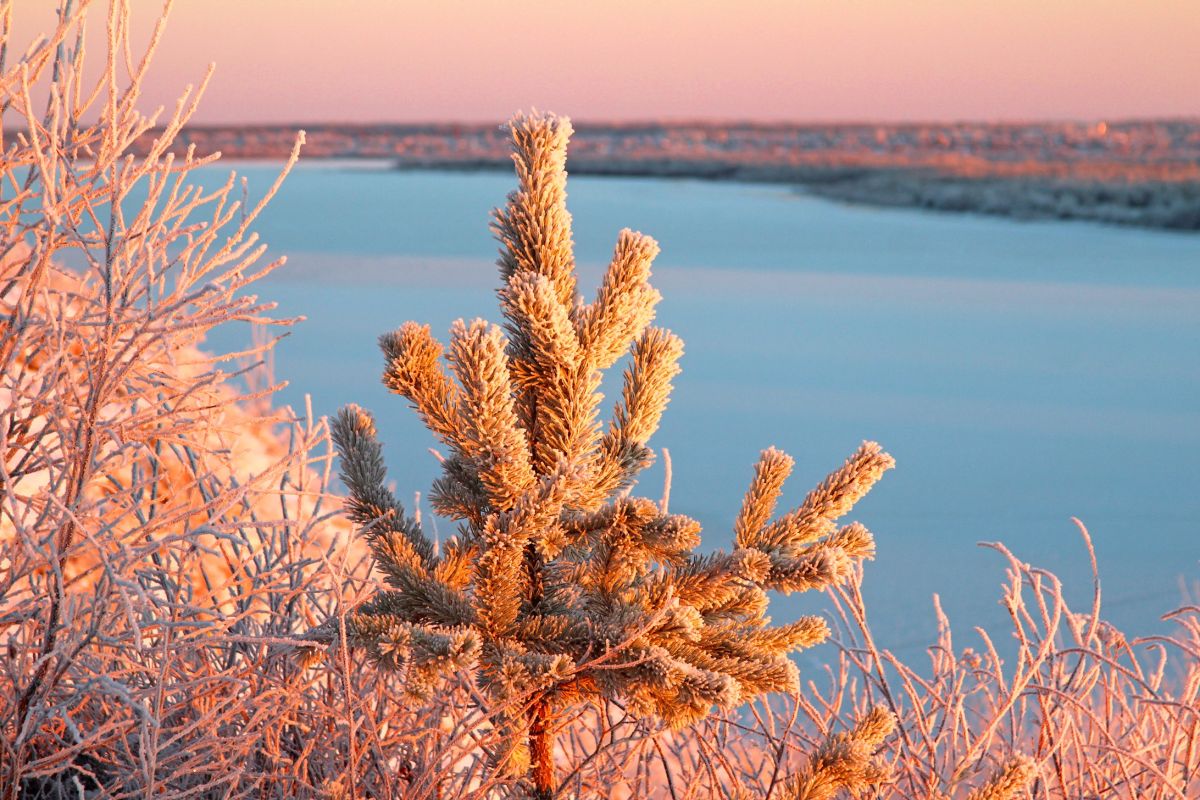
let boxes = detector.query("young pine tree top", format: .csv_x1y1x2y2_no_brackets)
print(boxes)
317,111,893,795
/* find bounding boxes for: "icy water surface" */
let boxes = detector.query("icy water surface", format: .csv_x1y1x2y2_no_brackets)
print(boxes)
205,163,1200,655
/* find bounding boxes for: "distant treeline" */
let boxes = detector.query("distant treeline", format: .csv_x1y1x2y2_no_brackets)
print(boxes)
123,119,1200,231
802,170,1200,231
400,157,1200,232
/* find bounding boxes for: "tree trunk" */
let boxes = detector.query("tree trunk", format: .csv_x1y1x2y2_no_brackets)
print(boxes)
529,699,555,799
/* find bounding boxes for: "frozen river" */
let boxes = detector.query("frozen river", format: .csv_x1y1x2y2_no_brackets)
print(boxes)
206,162,1200,654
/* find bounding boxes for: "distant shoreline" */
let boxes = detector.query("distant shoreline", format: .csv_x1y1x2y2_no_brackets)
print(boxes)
390,158,1200,232
130,119,1200,232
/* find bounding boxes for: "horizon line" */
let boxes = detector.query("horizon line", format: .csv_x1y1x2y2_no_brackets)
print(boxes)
172,114,1200,130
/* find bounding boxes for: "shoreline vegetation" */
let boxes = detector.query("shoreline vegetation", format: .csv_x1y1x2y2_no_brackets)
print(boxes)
137,120,1200,231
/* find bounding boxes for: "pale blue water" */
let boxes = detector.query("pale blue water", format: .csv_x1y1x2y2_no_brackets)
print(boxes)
206,163,1200,656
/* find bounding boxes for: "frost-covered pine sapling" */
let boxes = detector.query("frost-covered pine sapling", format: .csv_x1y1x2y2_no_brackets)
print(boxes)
315,111,894,799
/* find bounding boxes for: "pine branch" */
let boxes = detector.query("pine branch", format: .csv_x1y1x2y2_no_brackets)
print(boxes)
578,229,662,370
446,318,535,510
331,404,433,570
735,447,795,550
380,321,461,445
782,707,895,800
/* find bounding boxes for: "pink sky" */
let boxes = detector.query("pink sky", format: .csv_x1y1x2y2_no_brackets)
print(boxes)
12,1,1200,123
